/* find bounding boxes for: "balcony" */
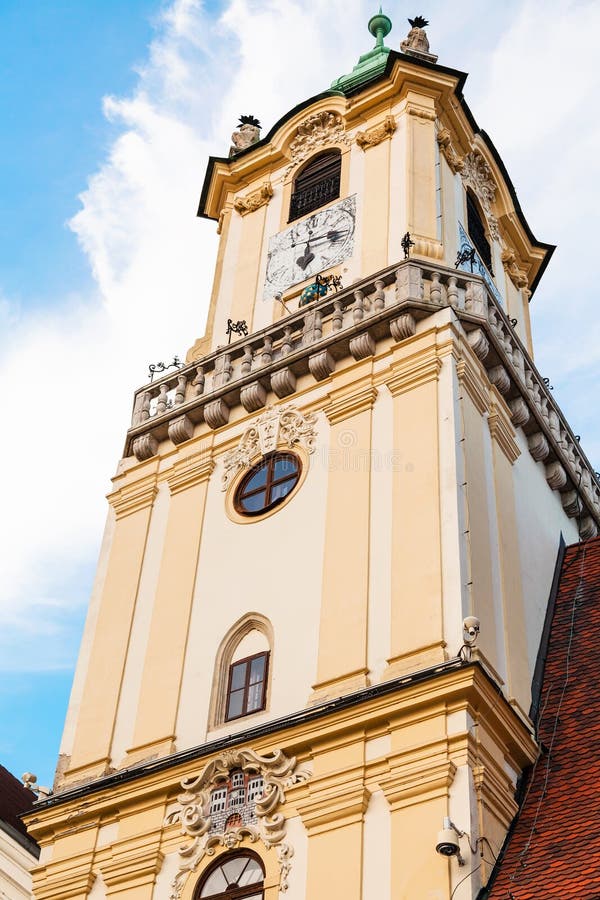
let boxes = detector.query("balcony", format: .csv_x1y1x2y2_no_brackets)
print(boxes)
125,258,600,537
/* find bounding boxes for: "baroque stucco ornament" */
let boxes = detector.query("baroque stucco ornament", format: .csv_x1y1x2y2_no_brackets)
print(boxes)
234,183,274,216
285,111,350,175
221,404,317,490
460,149,500,241
356,115,396,150
164,748,310,898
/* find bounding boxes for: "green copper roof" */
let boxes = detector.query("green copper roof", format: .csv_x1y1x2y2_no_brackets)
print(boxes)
330,8,392,94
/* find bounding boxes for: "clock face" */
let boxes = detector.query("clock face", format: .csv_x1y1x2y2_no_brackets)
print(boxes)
263,195,356,299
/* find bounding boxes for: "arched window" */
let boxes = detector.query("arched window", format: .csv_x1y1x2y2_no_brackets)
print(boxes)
466,191,493,274
195,851,265,900
209,614,274,730
289,149,341,221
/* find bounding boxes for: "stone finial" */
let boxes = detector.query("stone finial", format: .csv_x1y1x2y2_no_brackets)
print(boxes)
401,15,438,63
229,115,261,157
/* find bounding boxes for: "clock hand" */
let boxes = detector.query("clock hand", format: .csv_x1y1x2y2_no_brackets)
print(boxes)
291,229,350,250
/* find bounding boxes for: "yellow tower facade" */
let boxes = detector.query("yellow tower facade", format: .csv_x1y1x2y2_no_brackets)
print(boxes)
26,16,600,900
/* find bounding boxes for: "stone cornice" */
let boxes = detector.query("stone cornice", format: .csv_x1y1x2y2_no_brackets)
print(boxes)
385,352,443,397
457,356,489,416
323,385,378,424
32,865,95,900
166,452,215,495
108,476,158,520
488,396,521,464
100,839,163,890
380,757,456,811
27,662,536,838
296,777,370,834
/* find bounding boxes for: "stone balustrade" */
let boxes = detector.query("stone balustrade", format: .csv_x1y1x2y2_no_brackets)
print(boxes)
125,259,600,537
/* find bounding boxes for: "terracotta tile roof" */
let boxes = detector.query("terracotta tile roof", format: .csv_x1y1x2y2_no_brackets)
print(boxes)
0,764,36,839
484,535,600,899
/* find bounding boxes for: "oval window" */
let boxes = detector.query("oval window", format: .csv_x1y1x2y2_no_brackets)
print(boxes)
234,453,301,517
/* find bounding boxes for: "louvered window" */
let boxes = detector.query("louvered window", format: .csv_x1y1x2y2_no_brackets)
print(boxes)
289,150,341,221
467,192,493,274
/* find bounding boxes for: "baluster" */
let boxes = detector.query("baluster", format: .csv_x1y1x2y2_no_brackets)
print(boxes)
332,300,344,331
193,365,205,396
260,336,273,366
213,353,233,387
465,280,487,317
372,279,386,312
353,289,365,323
302,309,322,345
447,275,458,308
141,391,151,422
241,345,253,376
156,384,168,415
281,327,293,356
430,271,442,305
175,374,187,405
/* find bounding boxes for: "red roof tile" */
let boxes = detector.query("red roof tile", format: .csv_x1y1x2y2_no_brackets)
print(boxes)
485,535,600,899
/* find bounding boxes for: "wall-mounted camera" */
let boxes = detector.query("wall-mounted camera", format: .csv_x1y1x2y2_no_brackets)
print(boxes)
435,817,466,866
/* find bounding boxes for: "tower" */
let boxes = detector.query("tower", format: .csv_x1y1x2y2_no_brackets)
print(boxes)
25,13,600,900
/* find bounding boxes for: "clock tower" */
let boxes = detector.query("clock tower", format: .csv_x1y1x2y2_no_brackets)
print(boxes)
26,13,600,900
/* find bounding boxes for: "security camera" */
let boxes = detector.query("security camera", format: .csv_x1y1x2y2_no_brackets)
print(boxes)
463,616,480,645
436,818,465,865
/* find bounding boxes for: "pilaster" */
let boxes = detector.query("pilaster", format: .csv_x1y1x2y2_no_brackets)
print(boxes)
66,473,158,782
126,447,215,765
311,374,377,702
383,334,446,678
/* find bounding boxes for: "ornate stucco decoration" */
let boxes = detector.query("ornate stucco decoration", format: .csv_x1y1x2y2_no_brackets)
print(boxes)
501,247,529,290
356,116,396,150
285,111,350,175
221,404,317,490
165,748,311,898
436,128,464,175
460,150,500,241
233,183,274,216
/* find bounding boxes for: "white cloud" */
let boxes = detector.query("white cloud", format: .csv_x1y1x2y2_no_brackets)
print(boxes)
1,0,599,671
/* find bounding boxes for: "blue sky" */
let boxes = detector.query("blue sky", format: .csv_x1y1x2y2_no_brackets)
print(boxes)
1,0,599,791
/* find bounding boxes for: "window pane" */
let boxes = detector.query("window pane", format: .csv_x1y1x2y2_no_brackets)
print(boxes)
247,681,264,712
227,689,244,720
273,457,297,480
270,480,295,503
200,867,228,896
222,857,248,885
241,490,267,512
249,655,266,684
230,661,247,691
245,464,268,490
238,859,264,886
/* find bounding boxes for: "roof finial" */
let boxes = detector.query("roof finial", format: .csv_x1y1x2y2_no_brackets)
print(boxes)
368,7,392,49
401,14,438,63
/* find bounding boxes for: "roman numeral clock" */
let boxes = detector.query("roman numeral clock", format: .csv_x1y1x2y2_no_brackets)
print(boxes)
263,195,356,298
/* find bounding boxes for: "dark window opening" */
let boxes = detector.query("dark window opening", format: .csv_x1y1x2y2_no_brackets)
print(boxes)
195,851,265,900
467,191,493,274
289,150,341,222
225,652,269,721
234,453,301,517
